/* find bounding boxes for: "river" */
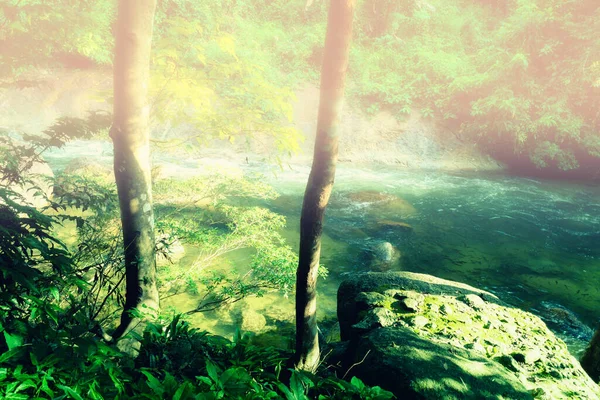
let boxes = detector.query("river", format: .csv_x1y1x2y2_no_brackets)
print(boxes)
45,140,600,355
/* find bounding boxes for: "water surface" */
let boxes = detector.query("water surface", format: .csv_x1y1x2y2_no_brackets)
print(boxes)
46,141,600,353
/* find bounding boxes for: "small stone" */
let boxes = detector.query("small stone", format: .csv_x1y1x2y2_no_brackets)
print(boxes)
356,292,389,309
373,307,396,327
460,294,486,309
511,349,540,365
353,308,396,332
401,297,423,312
488,319,501,329
411,315,429,329
503,323,517,336
440,304,453,316
524,349,542,364
465,342,486,353
530,387,546,399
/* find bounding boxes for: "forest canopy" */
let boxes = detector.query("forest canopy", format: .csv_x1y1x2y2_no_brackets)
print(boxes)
1,0,599,169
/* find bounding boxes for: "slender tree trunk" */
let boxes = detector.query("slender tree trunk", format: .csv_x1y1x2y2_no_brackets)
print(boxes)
110,0,159,352
295,0,354,372
582,328,600,381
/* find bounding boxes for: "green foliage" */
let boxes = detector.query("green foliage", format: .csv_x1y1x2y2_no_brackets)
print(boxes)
2,0,303,158
0,127,388,399
134,316,394,400
0,314,394,399
149,2,303,156
347,0,600,169
229,0,600,170
0,120,109,347
0,0,115,74
2,0,598,168
153,175,308,312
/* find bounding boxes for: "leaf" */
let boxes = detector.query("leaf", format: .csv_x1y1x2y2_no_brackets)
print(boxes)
173,382,194,400
206,359,220,384
14,380,37,393
57,385,85,400
220,367,251,395
0,348,22,363
141,370,165,396
350,376,365,390
3,331,23,350
49,286,60,302
218,36,238,60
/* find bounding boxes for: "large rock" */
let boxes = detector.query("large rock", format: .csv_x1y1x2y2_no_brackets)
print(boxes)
337,272,600,399
352,327,532,400
338,271,500,341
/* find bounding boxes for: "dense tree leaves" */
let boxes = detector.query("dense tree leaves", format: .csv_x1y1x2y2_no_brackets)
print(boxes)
2,0,598,168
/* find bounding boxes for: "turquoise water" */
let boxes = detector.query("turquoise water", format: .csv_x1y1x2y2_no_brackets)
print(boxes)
45,141,600,353
257,165,600,353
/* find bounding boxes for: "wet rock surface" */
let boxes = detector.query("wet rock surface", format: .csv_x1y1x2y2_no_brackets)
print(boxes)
336,272,600,399
361,241,402,272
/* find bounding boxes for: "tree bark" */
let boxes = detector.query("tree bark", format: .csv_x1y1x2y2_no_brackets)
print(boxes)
110,0,159,352
582,328,600,381
295,0,354,372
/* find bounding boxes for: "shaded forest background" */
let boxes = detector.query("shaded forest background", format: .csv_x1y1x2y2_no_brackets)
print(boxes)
2,0,599,175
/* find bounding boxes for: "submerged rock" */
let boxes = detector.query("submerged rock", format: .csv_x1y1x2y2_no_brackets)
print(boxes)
239,309,268,333
356,240,403,273
347,191,417,218
536,301,594,342
371,219,414,237
363,241,401,271
337,272,600,399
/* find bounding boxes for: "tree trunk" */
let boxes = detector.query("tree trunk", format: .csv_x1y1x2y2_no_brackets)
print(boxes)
582,328,600,381
295,0,354,372
110,0,159,353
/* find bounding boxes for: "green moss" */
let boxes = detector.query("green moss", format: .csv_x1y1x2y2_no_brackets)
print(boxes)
348,287,600,399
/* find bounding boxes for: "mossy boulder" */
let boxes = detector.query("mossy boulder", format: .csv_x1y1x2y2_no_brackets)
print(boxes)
338,271,500,341
352,327,533,399
337,272,600,399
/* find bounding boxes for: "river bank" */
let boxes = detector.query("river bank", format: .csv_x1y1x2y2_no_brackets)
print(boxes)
1,67,503,173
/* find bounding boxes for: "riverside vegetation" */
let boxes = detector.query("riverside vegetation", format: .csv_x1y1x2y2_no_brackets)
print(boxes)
2,0,600,398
